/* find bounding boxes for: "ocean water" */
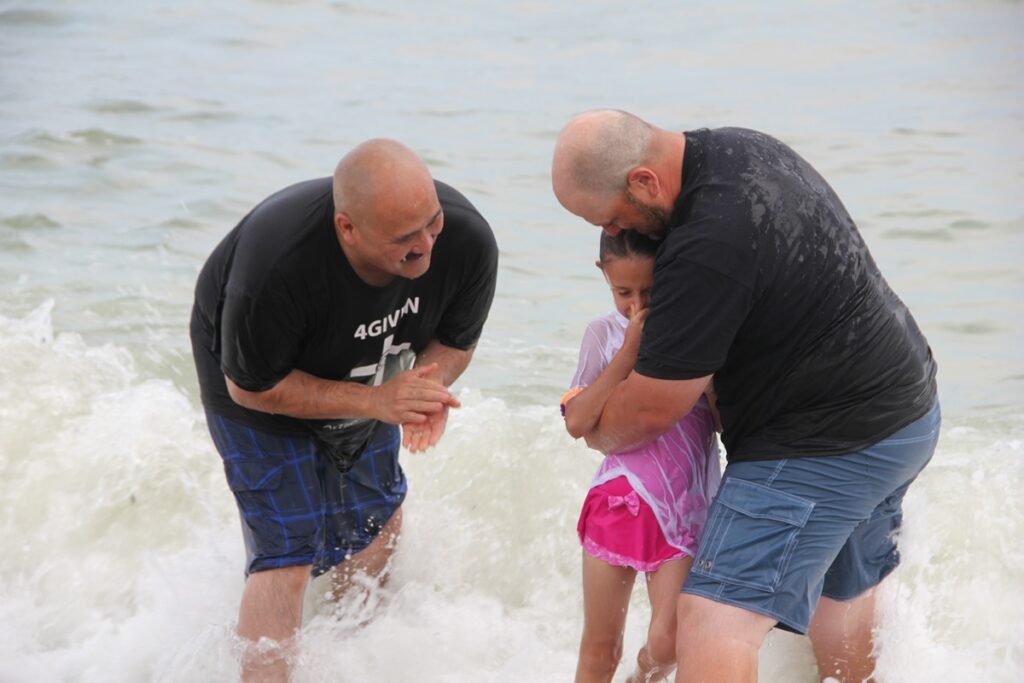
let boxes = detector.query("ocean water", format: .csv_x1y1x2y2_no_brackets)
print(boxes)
1,1,1022,681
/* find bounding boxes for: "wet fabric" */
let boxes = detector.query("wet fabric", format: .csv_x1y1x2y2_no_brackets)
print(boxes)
206,412,406,577
682,400,941,634
635,127,938,463
578,475,685,572
570,310,721,557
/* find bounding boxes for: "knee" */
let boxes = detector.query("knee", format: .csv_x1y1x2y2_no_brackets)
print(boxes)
278,563,312,583
248,564,310,596
676,594,773,652
238,565,310,642
579,636,623,677
675,595,705,648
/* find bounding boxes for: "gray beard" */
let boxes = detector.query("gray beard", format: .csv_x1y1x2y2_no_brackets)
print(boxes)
625,191,669,240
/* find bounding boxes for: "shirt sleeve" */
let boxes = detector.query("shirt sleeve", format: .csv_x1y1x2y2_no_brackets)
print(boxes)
433,213,499,350
570,321,610,388
219,269,305,392
636,235,754,380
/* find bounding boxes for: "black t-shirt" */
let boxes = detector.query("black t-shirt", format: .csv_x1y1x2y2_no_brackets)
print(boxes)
190,177,498,462
635,128,937,463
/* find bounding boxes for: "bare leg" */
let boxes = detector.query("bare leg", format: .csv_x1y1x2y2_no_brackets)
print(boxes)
674,593,776,683
807,587,878,683
627,557,692,683
237,564,311,683
330,506,403,599
575,551,637,683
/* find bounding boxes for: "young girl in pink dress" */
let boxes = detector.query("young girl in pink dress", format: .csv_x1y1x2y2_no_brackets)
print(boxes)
561,231,721,683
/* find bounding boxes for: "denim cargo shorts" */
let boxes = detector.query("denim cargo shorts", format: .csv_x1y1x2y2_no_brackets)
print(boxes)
682,401,941,633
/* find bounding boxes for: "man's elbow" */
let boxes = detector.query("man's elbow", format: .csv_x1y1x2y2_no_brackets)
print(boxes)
226,377,272,412
226,380,252,408
564,414,589,440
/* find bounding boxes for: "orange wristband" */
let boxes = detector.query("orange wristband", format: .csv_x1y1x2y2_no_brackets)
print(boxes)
559,387,584,416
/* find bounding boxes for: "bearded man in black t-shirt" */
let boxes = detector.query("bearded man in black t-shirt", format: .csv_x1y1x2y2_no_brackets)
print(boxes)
552,110,939,683
190,139,497,680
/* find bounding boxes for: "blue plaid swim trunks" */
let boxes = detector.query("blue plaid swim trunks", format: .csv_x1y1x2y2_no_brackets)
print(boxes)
205,411,407,576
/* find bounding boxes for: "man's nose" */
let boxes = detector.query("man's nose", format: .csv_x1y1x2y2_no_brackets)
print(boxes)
602,224,621,236
419,231,436,251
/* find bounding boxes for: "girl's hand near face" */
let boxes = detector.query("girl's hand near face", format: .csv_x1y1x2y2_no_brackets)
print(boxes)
623,302,649,351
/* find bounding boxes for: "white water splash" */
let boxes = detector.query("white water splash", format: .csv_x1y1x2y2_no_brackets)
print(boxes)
1,305,1021,682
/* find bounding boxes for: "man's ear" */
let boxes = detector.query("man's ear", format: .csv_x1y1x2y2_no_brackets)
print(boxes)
334,212,356,244
626,167,660,199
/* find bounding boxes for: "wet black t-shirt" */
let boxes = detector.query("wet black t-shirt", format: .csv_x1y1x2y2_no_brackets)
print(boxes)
190,177,498,463
635,128,937,463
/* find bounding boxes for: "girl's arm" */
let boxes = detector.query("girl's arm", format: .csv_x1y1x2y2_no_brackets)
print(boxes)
563,306,647,440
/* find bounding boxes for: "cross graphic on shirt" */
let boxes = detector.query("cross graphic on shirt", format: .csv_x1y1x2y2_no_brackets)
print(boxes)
349,334,413,386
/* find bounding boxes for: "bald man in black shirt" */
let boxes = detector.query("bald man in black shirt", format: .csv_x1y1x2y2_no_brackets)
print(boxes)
192,139,497,681
553,110,938,683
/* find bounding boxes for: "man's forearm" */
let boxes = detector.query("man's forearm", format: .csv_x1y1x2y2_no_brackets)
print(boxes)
226,369,375,419
584,372,708,454
585,381,669,453
415,340,475,387
227,363,457,426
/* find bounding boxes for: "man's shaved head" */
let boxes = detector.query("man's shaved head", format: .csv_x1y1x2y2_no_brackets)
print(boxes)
333,138,434,224
551,109,655,201
330,139,443,285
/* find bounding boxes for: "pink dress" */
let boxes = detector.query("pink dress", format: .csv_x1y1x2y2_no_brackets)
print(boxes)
570,311,721,571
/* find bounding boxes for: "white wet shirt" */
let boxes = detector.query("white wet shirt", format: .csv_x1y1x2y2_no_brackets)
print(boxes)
571,310,722,555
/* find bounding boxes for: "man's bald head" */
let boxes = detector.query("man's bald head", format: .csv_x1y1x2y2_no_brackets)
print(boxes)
551,110,655,204
331,139,443,285
333,138,435,225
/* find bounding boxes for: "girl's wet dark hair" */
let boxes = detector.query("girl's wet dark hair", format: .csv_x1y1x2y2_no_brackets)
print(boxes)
598,230,660,264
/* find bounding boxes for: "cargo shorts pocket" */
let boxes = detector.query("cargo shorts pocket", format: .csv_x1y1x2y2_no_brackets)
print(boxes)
693,478,814,592
225,460,284,492
224,460,285,512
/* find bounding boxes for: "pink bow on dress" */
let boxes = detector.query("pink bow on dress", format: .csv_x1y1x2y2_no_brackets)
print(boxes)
607,490,640,516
